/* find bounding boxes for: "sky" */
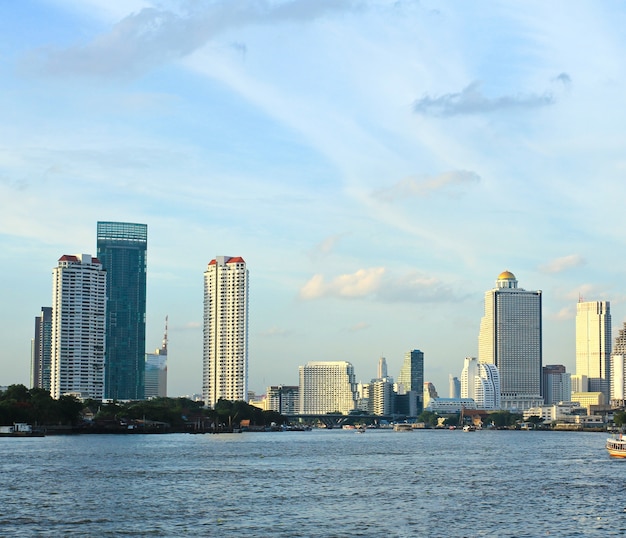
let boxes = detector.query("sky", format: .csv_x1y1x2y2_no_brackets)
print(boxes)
2,0,626,398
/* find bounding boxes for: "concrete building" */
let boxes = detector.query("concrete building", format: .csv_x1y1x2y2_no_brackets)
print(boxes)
423,382,438,409
571,374,588,394
369,379,394,415
203,256,249,407
461,358,501,410
576,300,611,400
426,397,477,413
298,361,357,415
97,221,147,400
31,306,52,391
267,385,299,415
145,318,168,399
610,323,626,405
377,357,388,379
542,365,571,405
571,391,605,410
51,254,106,400
449,375,460,399
478,271,543,411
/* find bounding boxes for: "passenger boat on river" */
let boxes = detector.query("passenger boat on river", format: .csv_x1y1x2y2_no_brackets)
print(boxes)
606,434,626,458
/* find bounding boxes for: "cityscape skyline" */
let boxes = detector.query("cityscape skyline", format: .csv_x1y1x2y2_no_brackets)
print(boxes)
4,2,626,397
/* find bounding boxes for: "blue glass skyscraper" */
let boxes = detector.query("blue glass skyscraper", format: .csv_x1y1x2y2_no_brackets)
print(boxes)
97,221,147,400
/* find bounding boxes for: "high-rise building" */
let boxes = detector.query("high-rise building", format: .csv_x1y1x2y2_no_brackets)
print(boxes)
267,385,299,415
576,300,611,401
542,365,571,405
97,221,147,400
398,350,424,393
145,317,168,399
449,375,460,399
51,254,106,399
610,322,626,405
423,382,438,409
460,357,501,409
369,379,394,415
377,357,388,379
31,306,52,391
478,271,543,411
298,361,357,414
203,256,249,407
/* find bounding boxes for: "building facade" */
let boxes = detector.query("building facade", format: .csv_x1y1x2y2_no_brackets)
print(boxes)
478,271,543,411
298,361,357,415
461,357,501,409
97,221,147,400
267,385,299,415
542,365,571,405
575,300,611,400
610,323,626,405
31,306,52,391
145,319,168,399
51,254,106,399
203,256,249,407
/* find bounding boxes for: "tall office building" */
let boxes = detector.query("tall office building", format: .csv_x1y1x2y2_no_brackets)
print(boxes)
460,357,501,409
377,357,388,379
31,306,52,391
610,322,626,405
575,300,611,400
51,254,106,399
397,349,424,413
298,361,357,414
449,375,461,399
97,221,147,400
478,271,543,411
203,256,249,407
145,318,168,399
542,365,571,405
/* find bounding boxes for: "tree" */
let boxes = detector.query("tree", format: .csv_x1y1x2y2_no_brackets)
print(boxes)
614,410,626,428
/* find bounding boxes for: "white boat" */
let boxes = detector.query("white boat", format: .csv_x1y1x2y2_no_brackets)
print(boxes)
393,423,413,432
606,434,626,458
462,425,475,432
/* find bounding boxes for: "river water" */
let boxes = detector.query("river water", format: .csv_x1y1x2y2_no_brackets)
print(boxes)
0,429,623,537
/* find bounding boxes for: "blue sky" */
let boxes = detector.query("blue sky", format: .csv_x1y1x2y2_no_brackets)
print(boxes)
2,0,626,397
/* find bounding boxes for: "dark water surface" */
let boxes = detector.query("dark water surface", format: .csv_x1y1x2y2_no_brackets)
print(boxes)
0,429,624,537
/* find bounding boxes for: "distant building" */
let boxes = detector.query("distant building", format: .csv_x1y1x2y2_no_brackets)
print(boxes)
571,391,605,413
51,254,106,400
461,357,501,409
145,318,168,399
449,375,460,399
610,322,626,406
423,382,438,409
267,385,299,415
478,271,543,411
576,300,611,400
298,361,357,415
97,221,147,400
426,397,477,413
369,379,394,415
31,306,52,391
397,350,424,413
542,365,571,405
571,374,588,394
377,357,388,379
202,256,249,407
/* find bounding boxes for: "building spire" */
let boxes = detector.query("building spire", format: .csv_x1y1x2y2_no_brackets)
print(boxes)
162,315,168,354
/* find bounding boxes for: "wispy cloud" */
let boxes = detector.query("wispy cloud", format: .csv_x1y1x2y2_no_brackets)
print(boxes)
374,170,480,203
259,326,292,337
413,81,554,117
539,254,585,274
25,0,358,78
308,233,348,260
346,321,370,332
299,267,385,300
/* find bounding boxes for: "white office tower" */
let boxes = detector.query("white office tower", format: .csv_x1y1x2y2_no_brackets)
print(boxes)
369,379,394,415
51,254,106,400
460,357,501,409
203,256,249,407
610,322,626,405
299,361,357,414
478,271,542,411
575,301,611,400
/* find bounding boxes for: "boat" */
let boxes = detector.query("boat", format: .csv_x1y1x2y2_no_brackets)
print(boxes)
606,434,626,458
0,423,45,437
462,424,476,432
393,423,413,432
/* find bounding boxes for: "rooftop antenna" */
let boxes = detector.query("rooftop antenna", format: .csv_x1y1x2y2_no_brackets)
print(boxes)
161,315,168,354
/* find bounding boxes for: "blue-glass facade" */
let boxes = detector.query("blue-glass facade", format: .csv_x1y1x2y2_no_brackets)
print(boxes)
97,221,147,400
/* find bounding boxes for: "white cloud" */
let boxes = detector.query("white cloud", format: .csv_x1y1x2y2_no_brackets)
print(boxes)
299,267,385,300
539,254,585,274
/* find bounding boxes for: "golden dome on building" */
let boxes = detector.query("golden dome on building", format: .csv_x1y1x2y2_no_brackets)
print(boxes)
497,270,516,280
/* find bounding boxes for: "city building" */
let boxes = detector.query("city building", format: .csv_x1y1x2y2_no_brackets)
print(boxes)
571,391,605,412
571,374,588,394
397,349,424,413
426,397,477,413
575,300,611,400
203,256,249,407
478,270,543,411
460,357,501,409
377,356,388,379
97,221,147,400
423,382,438,409
31,306,52,391
145,318,168,399
51,254,106,400
369,379,394,415
267,385,299,415
610,322,626,406
449,375,460,399
542,365,571,405
298,361,357,415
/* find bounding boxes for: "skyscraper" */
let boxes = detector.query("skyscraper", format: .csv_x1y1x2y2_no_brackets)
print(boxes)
97,221,147,400
203,256,249,407
611,322,626,405
576,300,611,400
298,361,357,414
542,365,571,405
478,271,543,411
397,349,424,413
31,306,52,391
51,254,106,399
460,357,501,409
377,356,388,379
145,317,168,399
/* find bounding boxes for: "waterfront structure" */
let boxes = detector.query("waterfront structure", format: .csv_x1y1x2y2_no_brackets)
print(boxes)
426,397,477,413
478,271,543,411
97,221,147,400
31,307,52,391
575,300,611,400
449,375,460,399
542,365,571,405
298,361,357,415
267,385,299,414
145,318,168,399
460,357,501,409
51,254,106,399
203,256,249,407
